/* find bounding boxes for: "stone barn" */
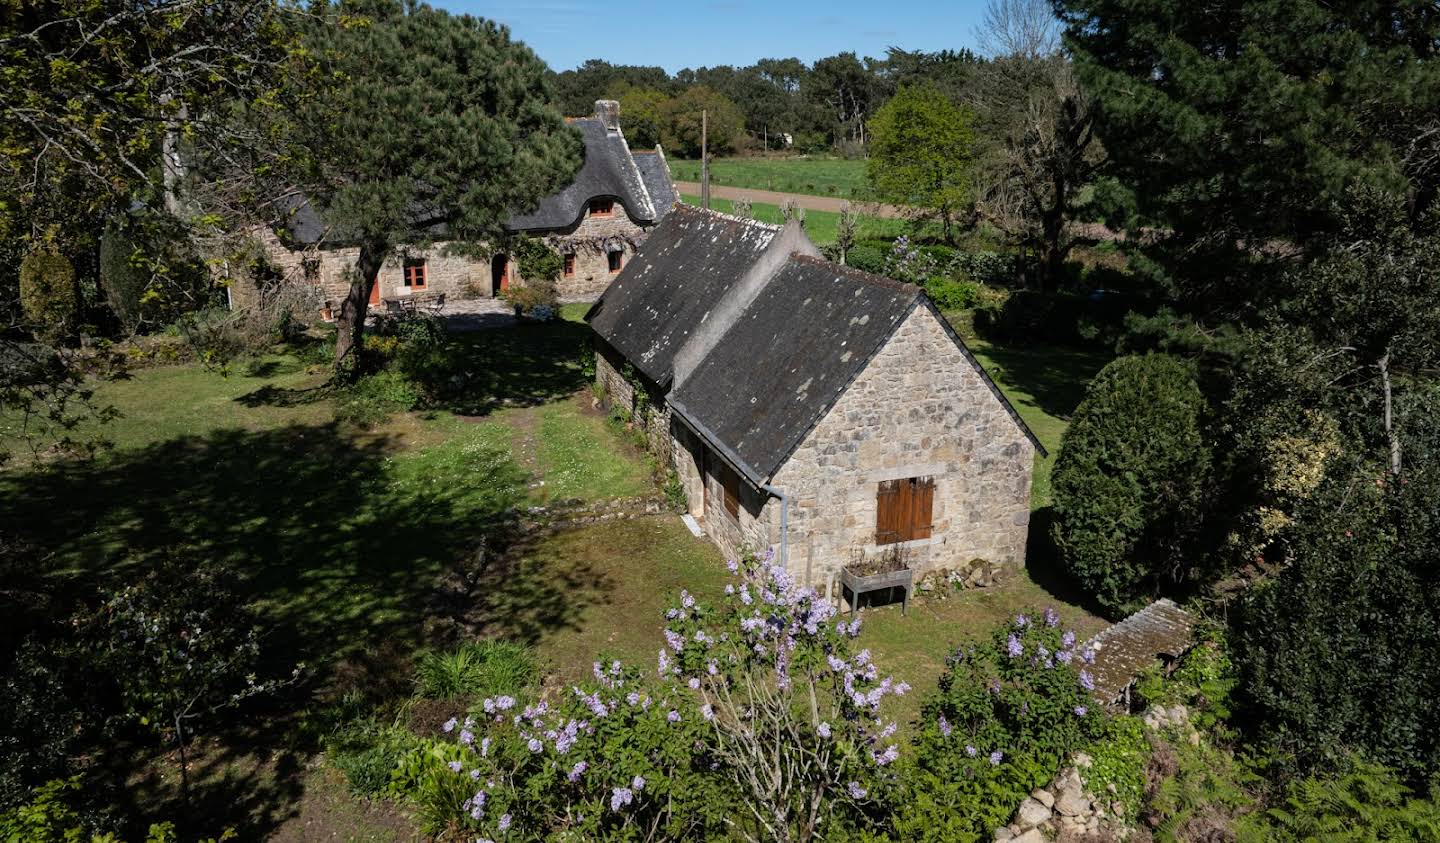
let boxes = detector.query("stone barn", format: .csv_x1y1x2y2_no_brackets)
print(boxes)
586,205,1043,594
232,100,676,312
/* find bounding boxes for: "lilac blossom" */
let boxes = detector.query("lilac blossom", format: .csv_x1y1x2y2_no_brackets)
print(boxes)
847,781,867,799
667,709,680,722
632,775,646,791
527,738,543,753
1043,607,1060,627
873,744,899,766
1074,705,1088,716
990,750,1004,766
610,787,634,811
938,714,952,737
442,717,457,733
965,744,978,757
448,760,463,773
568,761,587,782
1078,670,1095,691
817,721,832,738
497,814,512,832
1006,634,1024,658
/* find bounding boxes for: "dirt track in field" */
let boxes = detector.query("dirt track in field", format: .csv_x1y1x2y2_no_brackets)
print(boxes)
673,181,908,219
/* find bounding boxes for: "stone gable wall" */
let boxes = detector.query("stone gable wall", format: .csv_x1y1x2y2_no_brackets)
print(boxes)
769,305,1034,592
230,205,653,313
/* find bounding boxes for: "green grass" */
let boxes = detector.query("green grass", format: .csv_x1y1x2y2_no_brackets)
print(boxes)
669,156,870,199
962,334,1115,509
680,194,906,246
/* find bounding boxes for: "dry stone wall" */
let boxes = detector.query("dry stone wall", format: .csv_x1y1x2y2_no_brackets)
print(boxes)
771,305,1034,593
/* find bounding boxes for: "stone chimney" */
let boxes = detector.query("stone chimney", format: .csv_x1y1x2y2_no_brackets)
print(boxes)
594,99,621,132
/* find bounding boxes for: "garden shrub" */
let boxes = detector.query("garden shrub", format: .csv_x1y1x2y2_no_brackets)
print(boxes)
894,609,1106,840
502,278,558,318
99,223,148,333
924,277,982,311
1231,481,1440,781
19,248,77,339
413,640,536,700
333,370,420,426
845,242,887,274
406,554,907,841
512,236,563,283
1050,354,1211,613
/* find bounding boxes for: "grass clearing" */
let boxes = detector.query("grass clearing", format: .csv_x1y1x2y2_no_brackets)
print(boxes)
680,194,906,246
669,156,869,198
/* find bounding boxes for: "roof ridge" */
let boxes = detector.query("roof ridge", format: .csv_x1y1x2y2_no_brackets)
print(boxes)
786,252,920,294
671,202,783,233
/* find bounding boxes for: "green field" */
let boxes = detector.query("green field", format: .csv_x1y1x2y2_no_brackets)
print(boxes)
669,156,870,198
680,194,905,246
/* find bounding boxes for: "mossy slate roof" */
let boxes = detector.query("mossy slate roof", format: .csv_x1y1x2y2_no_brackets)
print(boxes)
670,256,922,480
586,204,781,388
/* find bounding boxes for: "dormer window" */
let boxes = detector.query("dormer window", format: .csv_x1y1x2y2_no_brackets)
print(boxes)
590,199,615,218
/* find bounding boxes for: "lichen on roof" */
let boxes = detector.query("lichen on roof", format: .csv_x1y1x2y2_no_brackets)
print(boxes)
1085,598,1196,706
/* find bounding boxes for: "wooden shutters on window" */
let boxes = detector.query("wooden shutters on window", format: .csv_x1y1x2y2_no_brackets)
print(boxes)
563,252,576,277
590,199,614,218
720,463,741,520
876,476,934,545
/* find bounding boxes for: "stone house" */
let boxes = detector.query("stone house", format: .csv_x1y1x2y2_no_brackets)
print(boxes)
587,204,1044,594
232,100,676,312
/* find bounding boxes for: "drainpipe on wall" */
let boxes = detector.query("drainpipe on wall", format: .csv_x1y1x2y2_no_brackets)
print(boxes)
762,483,788,573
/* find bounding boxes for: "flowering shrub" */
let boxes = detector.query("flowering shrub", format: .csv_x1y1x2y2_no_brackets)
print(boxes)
893,608,1104,839
411,553,907,842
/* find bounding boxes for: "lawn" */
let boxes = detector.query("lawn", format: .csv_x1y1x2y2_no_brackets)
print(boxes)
2,298,1114,835
669,155,869,199
680,193,906,246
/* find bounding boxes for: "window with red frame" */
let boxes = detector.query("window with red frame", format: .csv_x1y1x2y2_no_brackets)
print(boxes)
607,250,623,274
563,252,576,277
403,258,427,289
589,199,615,218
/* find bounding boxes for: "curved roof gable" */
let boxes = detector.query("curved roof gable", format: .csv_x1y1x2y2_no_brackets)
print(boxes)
505,117,657,231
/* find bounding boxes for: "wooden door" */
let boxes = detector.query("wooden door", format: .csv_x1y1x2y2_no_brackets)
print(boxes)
368,278,381,306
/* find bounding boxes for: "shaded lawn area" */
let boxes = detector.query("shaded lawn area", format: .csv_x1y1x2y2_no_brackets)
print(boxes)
669,156,870,199
962,333,1115,509
680,194,906,246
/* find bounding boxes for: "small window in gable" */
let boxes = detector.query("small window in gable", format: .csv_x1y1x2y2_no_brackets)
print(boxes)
590,199,615,218
563,252,576,277
403,258,427,289
876,476,934,545
607,250,623,274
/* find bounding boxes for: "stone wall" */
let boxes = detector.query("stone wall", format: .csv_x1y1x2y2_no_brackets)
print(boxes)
230,203,654,314
770,304,1034,593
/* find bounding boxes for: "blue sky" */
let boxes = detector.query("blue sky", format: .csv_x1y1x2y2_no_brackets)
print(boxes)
441,1,989,73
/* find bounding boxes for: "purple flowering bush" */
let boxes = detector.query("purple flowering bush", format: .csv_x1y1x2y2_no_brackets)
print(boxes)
407,552,905,842
893,608,1105,839
662,552,908,840
395,661,728,840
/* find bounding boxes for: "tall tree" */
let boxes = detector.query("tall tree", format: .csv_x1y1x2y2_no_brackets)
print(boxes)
661,86,746,158
283,0,581,372
867,85,975,243
1054,0,1440,316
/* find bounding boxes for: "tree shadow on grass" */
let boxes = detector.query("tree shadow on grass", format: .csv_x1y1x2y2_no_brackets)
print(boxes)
0,421,618,836
1022,507,1117,622
972,342,1115,422
426,320,592,416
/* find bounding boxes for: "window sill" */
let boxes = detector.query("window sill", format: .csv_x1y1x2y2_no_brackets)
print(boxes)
865,536,939,554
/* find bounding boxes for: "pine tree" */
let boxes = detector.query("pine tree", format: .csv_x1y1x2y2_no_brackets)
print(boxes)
1054,0,1440,316
286,0,582,373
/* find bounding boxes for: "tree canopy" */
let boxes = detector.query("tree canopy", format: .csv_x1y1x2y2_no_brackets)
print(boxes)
867,85,975,242
281,0,582,370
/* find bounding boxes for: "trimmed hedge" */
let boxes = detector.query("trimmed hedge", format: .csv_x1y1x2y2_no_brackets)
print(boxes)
1050,354,1211,612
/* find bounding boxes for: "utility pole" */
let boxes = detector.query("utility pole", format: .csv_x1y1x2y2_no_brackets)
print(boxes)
700,109,710,210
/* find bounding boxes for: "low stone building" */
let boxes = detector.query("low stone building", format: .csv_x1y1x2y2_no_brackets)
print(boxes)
233,100,676,313
587,205,1044,594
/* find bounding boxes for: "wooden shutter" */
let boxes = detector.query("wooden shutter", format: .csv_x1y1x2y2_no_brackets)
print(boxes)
876,480,902,544
721,465,740,519
910,476,935,540
876,476,935,544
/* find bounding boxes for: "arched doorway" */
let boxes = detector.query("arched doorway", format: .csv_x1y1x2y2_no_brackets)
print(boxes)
490,253,509,296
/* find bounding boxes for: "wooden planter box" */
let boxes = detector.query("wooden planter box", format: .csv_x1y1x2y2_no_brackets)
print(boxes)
839,566,913,618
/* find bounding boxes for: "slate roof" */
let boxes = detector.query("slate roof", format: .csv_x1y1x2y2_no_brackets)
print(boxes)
586,204,781,386
274,113,669,246
632,149,677,216
669,257,921,481
1085,599,1196,706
